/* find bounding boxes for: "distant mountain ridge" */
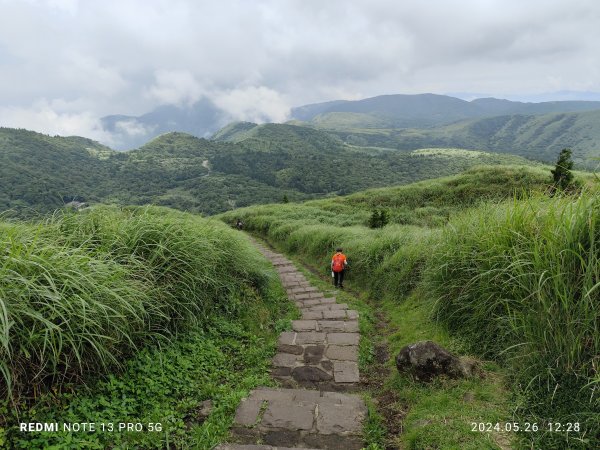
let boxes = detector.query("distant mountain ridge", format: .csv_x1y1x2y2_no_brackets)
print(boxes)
291,93,600,128
101,93,600,150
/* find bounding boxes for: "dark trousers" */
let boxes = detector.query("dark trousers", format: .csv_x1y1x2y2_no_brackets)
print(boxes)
333,270,345,287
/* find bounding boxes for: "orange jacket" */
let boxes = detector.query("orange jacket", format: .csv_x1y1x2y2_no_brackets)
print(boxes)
331,252,347,272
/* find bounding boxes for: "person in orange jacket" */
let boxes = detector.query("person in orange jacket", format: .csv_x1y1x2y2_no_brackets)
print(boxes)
331,247,348,289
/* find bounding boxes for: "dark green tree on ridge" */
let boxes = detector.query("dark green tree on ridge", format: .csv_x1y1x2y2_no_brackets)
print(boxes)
550,148,574,193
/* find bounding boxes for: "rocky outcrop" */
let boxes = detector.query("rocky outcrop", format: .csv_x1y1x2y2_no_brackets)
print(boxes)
395,340,477,381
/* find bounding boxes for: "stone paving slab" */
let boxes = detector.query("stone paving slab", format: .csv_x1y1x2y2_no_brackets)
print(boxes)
288,286,319,293
291,319,359,333
295,299,338,307
277,332,360,348
305,303,348,311
333,361,360,383
272,331,360,387
216,445,320,450
282,281,311,288
325,345,358,361
327,333,360,346
295,331,327,345
300,310,324,320
230,388,366,448
299,297,336,306
298,310,357,321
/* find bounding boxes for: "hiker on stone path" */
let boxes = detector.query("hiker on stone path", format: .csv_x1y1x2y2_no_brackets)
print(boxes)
331,247,348,289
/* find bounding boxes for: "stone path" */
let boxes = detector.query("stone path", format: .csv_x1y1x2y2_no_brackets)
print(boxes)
216,239,367,450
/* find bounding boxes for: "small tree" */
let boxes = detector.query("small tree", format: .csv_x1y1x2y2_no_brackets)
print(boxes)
551,148,574,193
368,208,389,228
282,194,289,203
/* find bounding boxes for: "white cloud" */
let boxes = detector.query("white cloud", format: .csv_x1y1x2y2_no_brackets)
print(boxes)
0,99,116,145
115,119,155,137
1,0,600,138
212,86,290,123
145,69,205,106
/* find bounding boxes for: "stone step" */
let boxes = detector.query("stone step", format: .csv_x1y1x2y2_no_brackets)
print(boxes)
274,344,359,363
303,303,348,311
272,260,293,267
229,388,366,449
291,319,359,333
282,283,312,290
287,286,320,295
281,276,309,282
278,331,360,347
295,299,334,307
216,445,320,450
300,309,358,321
283,285,312,291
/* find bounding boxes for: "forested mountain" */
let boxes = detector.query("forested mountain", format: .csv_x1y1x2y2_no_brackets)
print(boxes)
317,109,600,167
0,128,117,215
0,126,539,218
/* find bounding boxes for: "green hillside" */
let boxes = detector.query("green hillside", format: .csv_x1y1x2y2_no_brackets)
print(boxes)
0,128,117,216
210,122,541,196
309,109,600,168
1,126,541,218
211,121,260,142
220,166,599,449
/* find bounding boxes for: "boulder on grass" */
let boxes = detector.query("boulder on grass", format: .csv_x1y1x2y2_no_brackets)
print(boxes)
395,340,477,381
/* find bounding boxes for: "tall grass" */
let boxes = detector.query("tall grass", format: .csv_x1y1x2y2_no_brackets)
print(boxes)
1,205,275,400
425,193,599,445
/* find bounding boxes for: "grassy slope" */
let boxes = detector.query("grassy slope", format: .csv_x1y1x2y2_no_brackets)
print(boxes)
1,126,541,218
1,205,296,448
219,165,598,449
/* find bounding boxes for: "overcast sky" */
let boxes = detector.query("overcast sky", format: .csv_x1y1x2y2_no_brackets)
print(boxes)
1,0,600,143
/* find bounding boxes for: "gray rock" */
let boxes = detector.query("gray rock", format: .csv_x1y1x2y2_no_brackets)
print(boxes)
198,399,213,419
395,340,477,381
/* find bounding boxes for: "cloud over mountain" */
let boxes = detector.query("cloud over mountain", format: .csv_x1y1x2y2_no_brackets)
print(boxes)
1,0,600,143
